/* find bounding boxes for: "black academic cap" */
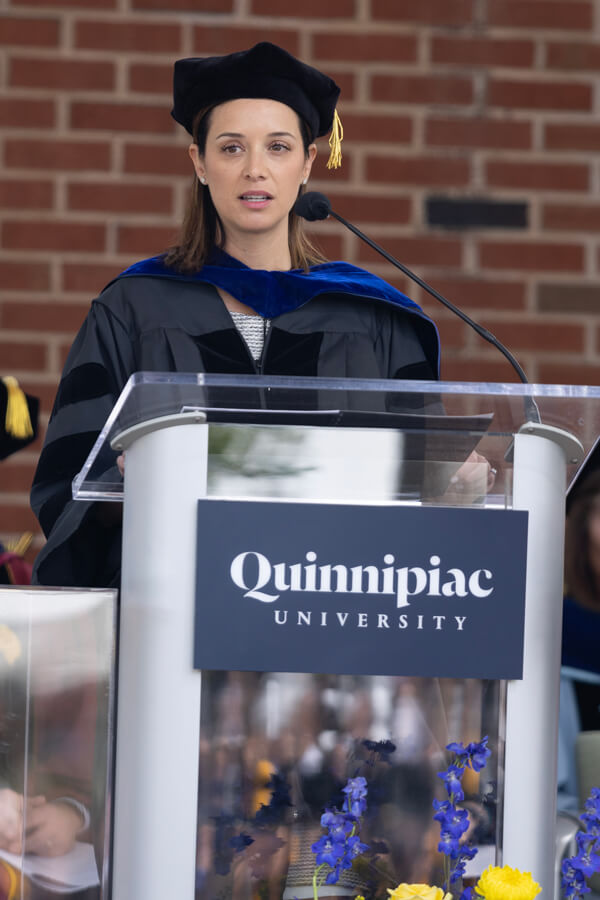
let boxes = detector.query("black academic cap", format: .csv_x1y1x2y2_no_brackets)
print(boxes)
0,377,39,462
171,42,341,141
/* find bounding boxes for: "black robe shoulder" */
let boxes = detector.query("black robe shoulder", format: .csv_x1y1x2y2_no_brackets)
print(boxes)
31,272,440,588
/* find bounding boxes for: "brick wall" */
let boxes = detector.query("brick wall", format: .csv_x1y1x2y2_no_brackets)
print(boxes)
2,0,600,555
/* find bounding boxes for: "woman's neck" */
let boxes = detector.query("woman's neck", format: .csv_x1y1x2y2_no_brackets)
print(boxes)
223,236,291,271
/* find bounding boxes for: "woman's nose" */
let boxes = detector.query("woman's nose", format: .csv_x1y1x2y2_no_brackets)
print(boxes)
243,151,266,180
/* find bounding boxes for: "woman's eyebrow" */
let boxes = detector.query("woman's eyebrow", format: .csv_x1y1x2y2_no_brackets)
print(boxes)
214,131,297,139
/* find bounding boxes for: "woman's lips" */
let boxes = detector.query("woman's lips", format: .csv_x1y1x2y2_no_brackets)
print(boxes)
240,192,273,208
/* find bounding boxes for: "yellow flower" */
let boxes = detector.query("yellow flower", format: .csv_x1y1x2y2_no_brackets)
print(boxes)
388,885,451,900
476,865,542,900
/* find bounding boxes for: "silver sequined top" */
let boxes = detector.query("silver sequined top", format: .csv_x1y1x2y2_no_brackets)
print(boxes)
230,311,271,362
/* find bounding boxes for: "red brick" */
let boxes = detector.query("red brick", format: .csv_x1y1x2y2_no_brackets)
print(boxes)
75,19,181,53
479,240,584,272
442,357,524,383
433,315,470,351
313,33,417,63
328,72,356,103
486,159,589,192
67,182,173,215
432,36,534,68
0,463,36,494
419,277,527,310
62,263,121,293
117,224,180,256
252,0,354,14
339,113,412,145
70,101,173,134
0,16,59,47
305,232,344,261
194,27,298,57
545,123,600,152
10,57,114,91
543,204,600,231
489,78,592,111
371,0,473,25
0,342,46,371
538,283,600,313
538,362,600,386
327,193,412,225
123,143,192,177
488,1,592,30
134,0,231,8
0,505,39,534
310,146,352,181
0,97,55,129
14,0,114,7
5,139,111,172
2,301,88,333
0,261,50,292
128,63,172,95
546,42,600,71
357,234,463,268
425,117,531,150
2,220,106,253
371,74,473,106
0,179,54,210
479,318,584,353
366,155,470,188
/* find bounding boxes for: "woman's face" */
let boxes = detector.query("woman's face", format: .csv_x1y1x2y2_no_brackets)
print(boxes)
189,98,316,259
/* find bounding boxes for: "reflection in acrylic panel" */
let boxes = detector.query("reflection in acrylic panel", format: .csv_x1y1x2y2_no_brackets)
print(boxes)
195,673,502,899
0,590,116,900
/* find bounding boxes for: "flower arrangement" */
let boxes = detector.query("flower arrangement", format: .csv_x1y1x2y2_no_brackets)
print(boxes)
561,786,600,899
308,737,600,900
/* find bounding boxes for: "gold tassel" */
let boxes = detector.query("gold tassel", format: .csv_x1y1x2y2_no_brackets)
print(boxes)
2,376,33,440
6,532,33,557
326,109,343,170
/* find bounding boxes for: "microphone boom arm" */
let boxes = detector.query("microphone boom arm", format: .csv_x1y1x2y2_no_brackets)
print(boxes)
328,208,529,385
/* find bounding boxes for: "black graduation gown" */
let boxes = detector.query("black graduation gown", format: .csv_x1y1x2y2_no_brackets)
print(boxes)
31,274,439,588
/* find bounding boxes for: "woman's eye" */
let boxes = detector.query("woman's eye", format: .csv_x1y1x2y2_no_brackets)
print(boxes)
270,142,290,152
221,144,242,154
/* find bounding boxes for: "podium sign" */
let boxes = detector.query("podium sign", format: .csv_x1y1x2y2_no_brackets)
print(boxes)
195,499,528,678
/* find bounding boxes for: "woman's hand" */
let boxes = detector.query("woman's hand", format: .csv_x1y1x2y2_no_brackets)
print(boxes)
445,450,497,503
0,789,45,854
117,453,125,477
24,800,84,857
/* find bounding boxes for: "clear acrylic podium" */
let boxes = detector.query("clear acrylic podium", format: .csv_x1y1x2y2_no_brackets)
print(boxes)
73,373,600,900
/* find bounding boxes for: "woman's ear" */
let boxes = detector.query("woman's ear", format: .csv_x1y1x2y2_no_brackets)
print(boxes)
302,143,317,183
189,143,205,181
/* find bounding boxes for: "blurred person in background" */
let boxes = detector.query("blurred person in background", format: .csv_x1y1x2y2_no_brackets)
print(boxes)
558,469,600,809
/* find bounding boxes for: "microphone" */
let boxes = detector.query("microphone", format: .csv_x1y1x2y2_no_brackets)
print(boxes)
294,191,535,398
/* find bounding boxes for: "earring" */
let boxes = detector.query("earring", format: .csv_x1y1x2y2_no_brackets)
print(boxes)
200,176,207,185
302,178,308,185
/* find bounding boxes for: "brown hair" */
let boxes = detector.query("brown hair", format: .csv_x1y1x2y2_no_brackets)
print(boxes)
565,469,600,610
164,105,327,273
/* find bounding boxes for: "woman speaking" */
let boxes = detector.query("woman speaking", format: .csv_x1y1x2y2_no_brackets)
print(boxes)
31,42,440,588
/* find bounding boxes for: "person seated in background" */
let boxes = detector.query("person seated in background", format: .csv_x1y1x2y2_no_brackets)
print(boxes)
562,471,600,725
558,470,600,810
0,376,37,586
0,378,92,869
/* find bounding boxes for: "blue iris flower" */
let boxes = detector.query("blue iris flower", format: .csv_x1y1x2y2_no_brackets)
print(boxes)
311,776,369,892
438,764,465,802
311,835,345,869
561,786,600,898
